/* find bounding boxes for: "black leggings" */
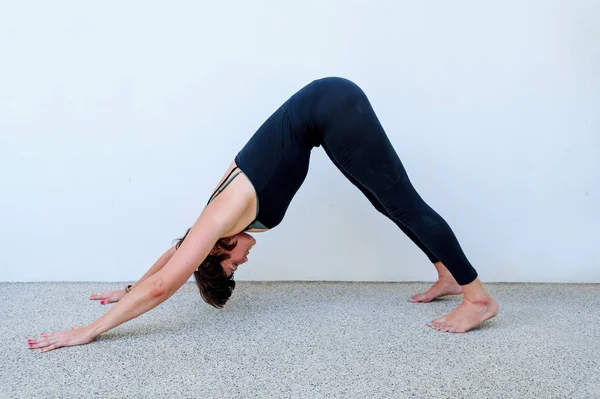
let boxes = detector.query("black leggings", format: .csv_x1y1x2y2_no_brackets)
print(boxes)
303,77,478,285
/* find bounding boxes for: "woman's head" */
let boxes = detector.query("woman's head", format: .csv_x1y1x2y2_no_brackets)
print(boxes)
175,229,256,308
216,232,256,276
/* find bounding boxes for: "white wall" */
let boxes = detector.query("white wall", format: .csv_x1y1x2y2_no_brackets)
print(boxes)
1,0,598,283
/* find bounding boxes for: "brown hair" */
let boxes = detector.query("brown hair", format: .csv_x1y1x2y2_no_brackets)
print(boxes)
175,228,237,308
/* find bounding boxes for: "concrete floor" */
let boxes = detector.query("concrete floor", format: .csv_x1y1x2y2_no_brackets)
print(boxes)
2,281,599,398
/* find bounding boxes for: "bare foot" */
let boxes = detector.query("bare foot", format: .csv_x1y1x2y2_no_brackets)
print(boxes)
426,294,499,333
408,278,462,303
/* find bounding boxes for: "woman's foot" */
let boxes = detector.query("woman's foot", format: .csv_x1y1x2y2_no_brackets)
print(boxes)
426,278,499,333
408,261,462,303
408,278,462,303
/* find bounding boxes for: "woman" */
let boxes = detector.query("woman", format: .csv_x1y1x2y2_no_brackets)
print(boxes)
27,77,498,353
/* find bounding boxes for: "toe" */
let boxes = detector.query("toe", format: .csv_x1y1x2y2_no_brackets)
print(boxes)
432,317,445,326
411,292,436,303
410,294,424,302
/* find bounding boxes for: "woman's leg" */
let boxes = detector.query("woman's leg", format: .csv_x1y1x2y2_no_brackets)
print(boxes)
316,77,498,332
322,143,439,264
317,78,477,286
323,142,463,302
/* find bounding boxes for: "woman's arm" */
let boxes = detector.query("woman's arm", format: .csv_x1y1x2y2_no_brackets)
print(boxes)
89,245,177,304
28,189,252,352
131,245,177,290
86,205,246,338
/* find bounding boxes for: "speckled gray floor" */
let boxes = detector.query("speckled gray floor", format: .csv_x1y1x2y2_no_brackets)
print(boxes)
2,282,599,399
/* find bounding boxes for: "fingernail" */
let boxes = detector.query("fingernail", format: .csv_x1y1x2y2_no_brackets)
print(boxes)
449,329,453,333
100,301,105,304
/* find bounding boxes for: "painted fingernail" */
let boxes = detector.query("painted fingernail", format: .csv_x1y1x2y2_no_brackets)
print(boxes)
100,301,105,304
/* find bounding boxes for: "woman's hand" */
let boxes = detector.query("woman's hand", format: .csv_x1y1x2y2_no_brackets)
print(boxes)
27,325,96,353
89,289,127,305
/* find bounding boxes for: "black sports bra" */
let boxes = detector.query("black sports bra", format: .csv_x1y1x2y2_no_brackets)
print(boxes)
206,167,268,231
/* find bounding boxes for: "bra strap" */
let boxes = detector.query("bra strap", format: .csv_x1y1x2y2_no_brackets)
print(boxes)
207,166,240,205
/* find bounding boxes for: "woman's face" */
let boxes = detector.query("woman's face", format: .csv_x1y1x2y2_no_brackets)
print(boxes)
220,232,256,277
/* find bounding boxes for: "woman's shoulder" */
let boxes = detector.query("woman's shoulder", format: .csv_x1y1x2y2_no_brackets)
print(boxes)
204,160,258,236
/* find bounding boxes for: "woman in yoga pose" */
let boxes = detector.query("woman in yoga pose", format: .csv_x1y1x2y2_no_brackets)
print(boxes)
27,77,498,352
